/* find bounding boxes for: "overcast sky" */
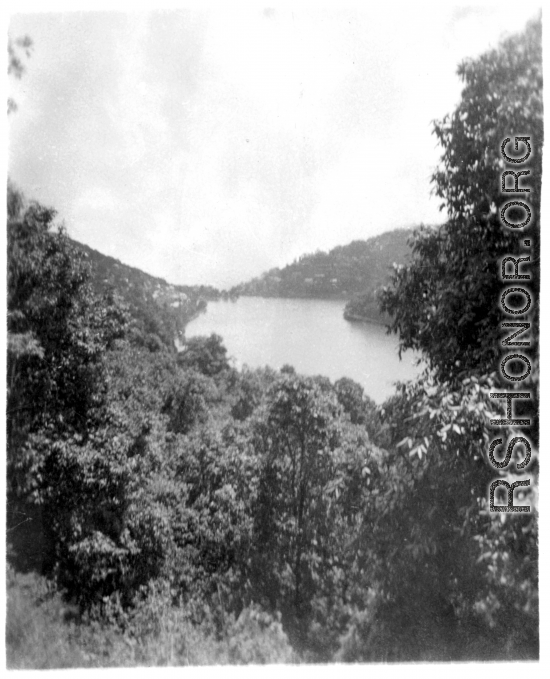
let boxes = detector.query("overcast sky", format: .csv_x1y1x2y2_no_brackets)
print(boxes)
8,4,542,288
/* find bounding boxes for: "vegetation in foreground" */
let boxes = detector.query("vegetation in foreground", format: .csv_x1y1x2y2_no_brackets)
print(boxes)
6,17,540,666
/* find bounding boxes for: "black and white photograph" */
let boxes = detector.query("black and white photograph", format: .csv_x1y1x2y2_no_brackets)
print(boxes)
5,1,543,668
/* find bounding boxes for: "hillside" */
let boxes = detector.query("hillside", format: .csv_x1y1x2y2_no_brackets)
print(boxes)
73,240,220,348
230,228,413,321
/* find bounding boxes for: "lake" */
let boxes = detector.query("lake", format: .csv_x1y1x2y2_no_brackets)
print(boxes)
185,296,422,403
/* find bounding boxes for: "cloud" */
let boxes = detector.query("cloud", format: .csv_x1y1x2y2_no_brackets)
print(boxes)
8,7,542,287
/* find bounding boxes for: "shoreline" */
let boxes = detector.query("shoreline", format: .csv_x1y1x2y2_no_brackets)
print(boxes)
343,310,387,326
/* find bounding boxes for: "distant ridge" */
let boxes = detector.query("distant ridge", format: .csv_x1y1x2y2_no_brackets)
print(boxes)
230,228,414,322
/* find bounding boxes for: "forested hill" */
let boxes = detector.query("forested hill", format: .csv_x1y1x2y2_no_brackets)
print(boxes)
230,228,412,318
72,240,220,349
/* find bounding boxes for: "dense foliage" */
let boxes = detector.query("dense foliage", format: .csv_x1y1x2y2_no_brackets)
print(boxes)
373,15,541,659
7,16,540,667
74,240,219,351
380,17,542,382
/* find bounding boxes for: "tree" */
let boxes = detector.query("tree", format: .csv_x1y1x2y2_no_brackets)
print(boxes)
250,374,376,656
364,17,541,661
177,334,229,376
162,369,217,434
334,377,374,425
337,375,537,661
8,34,33,113
7,185,127,442
380,16,542,382
7,184,129,573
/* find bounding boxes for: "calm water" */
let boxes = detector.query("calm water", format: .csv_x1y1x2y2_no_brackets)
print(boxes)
185,297,422,403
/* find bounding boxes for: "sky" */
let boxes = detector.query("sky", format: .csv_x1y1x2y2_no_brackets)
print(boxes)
7,3,543,288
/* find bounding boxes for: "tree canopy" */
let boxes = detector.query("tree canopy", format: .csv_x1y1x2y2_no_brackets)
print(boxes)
380,16,542,382
366,16,541,660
